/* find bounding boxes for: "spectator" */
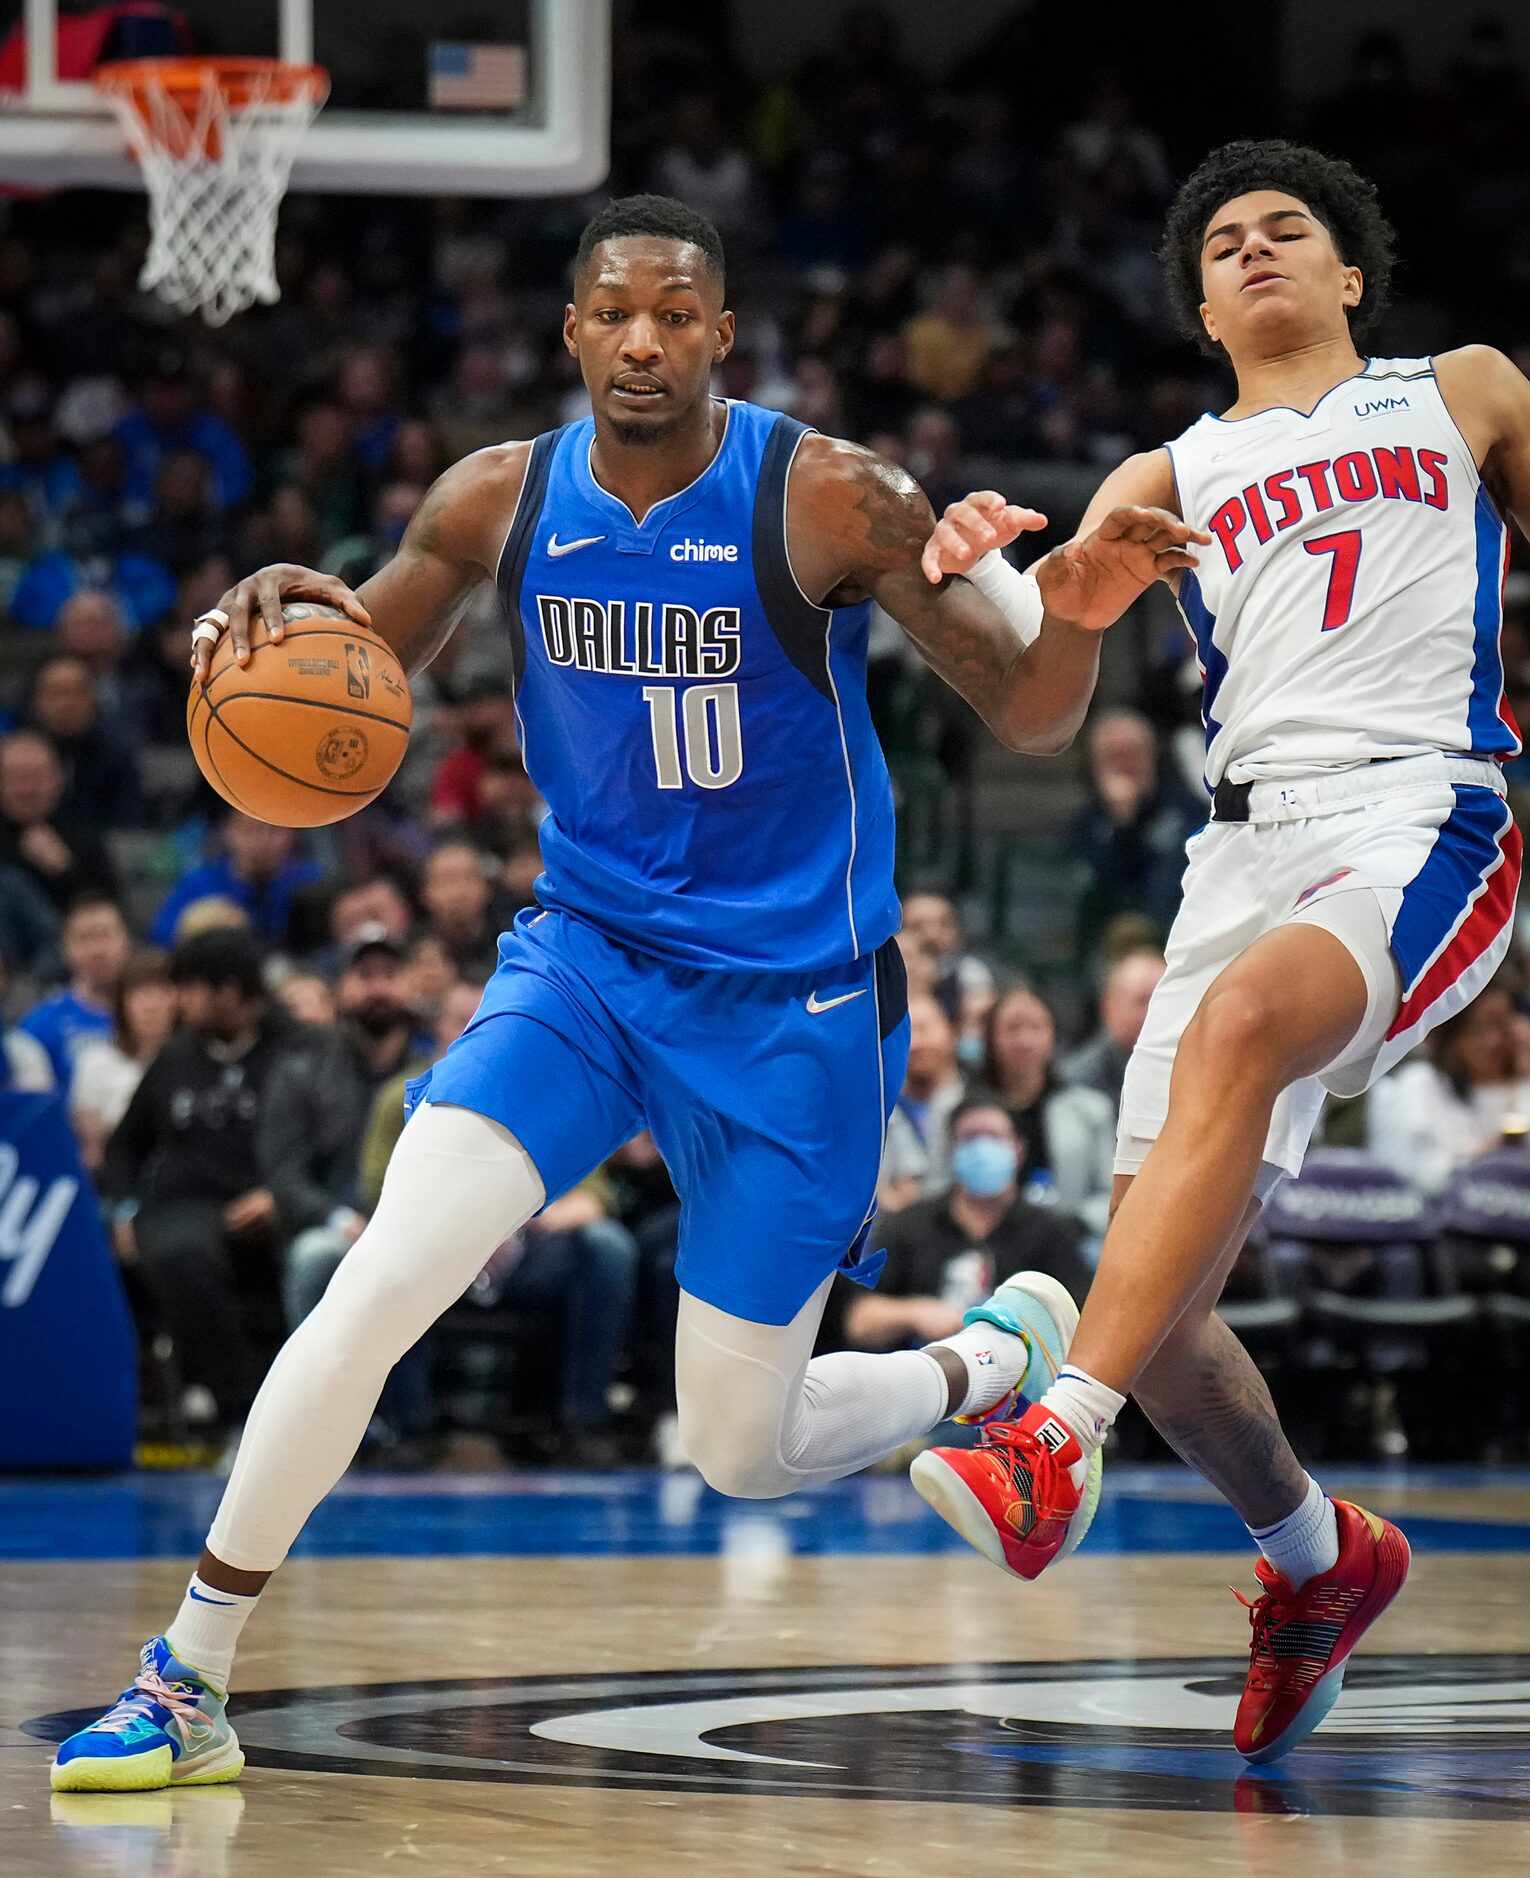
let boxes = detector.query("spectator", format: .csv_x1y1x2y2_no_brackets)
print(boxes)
19,893,129,1086
69,949,177,1169
150,812,322,948
900,893,995,1029
10,541,177,634
276,970,336,1028
649,103,761,242
121,557,233,748
419,841,500,980
1060,947,1167,1108
99,929,305,1437
1368,981,1530,1195
0,731,118,913
429,678,520,826
112,345,252,514
1069,708,1204,955
0,861,60,972
29,654,145,830
259,925,418,1333
499,823,545,918
131,449,224,576
900,265,1007,403
359,976,485,1205
0,952,54,1091
0,486,34,611
981,984,1116,1235
885,991,967,1201
848,1095,1092,1351
0,377,79,538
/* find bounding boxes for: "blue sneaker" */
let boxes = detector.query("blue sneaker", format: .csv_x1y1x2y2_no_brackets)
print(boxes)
917,1268,1104,1568
953,1268,1079,1427
50,1637,243,1793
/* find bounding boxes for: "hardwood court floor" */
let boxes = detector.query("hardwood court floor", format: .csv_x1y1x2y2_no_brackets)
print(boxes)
2,1467,1529,1876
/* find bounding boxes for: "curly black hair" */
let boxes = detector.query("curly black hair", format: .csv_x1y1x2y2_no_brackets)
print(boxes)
1160,140,1397,357
574,194,726,290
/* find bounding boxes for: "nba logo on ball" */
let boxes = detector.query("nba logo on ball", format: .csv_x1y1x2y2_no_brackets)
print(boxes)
345,643,372,700
316,725,370,781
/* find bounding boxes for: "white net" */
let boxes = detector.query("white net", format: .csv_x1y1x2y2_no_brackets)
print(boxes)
97,61,328,328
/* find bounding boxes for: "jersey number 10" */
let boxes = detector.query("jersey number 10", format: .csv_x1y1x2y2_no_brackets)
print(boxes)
643,683,744,790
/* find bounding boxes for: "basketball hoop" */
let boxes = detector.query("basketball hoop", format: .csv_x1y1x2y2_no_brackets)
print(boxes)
94,58,329,328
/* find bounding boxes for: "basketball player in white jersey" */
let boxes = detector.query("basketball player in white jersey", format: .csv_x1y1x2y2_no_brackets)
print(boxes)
915,139,1530,1762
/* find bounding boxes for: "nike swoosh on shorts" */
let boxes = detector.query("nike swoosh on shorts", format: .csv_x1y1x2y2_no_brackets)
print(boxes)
805,989,867,1014
547,533,605,557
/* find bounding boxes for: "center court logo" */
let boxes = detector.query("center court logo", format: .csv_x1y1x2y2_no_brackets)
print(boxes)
29,1656,1530,1817
669,538,738,562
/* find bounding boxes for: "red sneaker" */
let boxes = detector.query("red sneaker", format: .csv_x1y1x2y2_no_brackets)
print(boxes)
1234,1498,1410,1764
909,1401,1100,1581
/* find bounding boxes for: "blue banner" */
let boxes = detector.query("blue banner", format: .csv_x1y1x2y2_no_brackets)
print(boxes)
0,1092,137,1468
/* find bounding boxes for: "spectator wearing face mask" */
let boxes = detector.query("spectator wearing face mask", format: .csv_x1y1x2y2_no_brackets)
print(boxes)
982,983,1116,1235
846,1096,1091,1353
1059,947,1167,1111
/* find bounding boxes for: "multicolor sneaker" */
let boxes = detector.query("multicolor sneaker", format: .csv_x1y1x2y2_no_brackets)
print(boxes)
953,1269,1079,1427
50,1637,243,1793
911,1398,1102,1579
1234,1498,1410,1764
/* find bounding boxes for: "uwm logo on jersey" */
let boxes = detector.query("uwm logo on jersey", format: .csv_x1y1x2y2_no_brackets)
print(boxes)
1207,443,1451,575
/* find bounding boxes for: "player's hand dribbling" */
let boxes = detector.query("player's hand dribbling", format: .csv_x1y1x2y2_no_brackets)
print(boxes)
1035,506,1212,633
191,563,373,684
920,490,1048,583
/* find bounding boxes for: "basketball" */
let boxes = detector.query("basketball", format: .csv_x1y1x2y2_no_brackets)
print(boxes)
186,603,412,827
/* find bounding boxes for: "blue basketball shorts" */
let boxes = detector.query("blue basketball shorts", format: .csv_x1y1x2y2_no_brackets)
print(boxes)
408,908,910,1325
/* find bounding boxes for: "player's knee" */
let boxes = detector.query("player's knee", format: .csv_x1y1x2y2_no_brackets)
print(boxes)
678,1408,795,1500
1183,983,1288,1084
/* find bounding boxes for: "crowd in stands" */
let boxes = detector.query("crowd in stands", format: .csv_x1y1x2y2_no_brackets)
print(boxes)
1,3,1529,1468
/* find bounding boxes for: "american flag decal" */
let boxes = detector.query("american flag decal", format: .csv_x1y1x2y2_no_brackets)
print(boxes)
429,42,528,112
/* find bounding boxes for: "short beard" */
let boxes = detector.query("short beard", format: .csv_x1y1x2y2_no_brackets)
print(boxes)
607,413,679,447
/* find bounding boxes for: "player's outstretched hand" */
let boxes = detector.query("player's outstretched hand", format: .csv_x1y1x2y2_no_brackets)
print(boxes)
1036,506,1212,633
191,563,372,683
920,490,1048,584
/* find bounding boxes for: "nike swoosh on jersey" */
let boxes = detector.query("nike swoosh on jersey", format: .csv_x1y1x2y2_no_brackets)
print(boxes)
547,533,606,557
805,988,867,1014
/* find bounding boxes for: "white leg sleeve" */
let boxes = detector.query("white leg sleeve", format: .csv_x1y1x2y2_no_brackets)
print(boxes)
207,1101,544,1571
675,1278,949,1500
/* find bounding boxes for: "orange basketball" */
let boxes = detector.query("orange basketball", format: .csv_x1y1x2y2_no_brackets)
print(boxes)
187,603,412,827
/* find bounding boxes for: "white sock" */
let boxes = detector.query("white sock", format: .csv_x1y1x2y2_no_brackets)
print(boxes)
1036,1365,1126,1479
926,1320,1029,1418
165,1575,260,1693
1249,1474,1339,1589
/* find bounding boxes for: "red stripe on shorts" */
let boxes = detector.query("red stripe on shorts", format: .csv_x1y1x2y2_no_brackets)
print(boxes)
1386,817,1523,1040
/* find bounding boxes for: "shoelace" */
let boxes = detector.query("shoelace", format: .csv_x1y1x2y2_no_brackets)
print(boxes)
979,1421,1075,1524
95,1669,207,1736
1232,1584,1290,1693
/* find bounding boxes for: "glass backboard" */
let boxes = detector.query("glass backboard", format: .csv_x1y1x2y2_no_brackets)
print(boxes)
0,0,609,194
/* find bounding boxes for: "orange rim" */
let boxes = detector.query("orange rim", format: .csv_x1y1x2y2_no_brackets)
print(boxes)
93,57,329,114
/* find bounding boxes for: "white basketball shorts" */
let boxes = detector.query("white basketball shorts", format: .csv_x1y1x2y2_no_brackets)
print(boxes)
1116,755,1522,1181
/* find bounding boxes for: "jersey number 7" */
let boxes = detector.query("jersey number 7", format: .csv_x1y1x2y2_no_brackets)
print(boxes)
1303,529,1363,632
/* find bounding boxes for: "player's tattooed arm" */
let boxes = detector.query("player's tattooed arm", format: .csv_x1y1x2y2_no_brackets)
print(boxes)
789,437,1201,753
1434,346,1530,536
354,443,532,676
197,444,530,681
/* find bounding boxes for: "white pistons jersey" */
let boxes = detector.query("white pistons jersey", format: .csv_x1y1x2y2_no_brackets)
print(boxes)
1166,356,1520,789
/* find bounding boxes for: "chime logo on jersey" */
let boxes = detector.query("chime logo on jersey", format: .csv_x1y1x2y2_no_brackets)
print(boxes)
534,594,742,678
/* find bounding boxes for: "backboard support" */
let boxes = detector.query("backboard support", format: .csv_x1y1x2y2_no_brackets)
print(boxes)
0,0,609,195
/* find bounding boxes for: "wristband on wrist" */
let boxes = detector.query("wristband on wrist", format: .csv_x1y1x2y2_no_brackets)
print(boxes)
961,550,1045,647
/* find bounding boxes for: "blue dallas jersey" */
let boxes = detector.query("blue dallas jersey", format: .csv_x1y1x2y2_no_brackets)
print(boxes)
496,399,900,972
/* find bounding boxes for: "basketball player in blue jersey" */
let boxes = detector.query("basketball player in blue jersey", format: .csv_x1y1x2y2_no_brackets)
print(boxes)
916,140,1530,1763
52,195,1206,1793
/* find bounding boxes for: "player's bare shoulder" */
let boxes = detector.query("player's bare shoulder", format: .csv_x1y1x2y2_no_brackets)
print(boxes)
403,439,538,576
784,431,934,606
1432,346,1530,483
